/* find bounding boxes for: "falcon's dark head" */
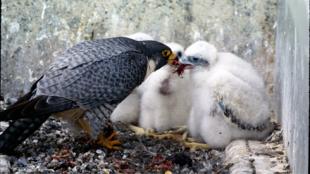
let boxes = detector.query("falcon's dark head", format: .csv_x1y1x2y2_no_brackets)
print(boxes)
141,40,178,70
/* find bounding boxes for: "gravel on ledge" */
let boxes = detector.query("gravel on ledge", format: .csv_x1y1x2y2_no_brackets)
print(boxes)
0,116,228,173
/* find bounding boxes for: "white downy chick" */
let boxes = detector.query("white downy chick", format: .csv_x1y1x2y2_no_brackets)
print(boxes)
182,41,273,148
139,42,192,131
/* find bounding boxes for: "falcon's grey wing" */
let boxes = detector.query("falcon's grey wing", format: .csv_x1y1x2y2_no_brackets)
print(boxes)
36,38,148,108
50,37,141,70
63,52,148,138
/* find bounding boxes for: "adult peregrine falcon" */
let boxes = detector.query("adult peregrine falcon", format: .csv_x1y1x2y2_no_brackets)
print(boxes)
0,37,177,153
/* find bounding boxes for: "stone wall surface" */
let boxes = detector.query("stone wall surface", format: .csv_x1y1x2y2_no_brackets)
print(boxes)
1,0,276,102
275,0,309,173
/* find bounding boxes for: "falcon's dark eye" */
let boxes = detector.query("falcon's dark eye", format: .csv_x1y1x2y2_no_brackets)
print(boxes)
162,49,171,57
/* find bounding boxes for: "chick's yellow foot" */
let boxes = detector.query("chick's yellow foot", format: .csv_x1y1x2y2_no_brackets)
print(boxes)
129,125,185,141
149,127,188,141
129,125,154,135
96,131,122,150
149,133,184,140
129,125,208,150
183,142,209,151
170,126,187,134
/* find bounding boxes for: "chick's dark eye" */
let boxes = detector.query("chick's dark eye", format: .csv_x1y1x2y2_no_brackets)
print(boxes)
191,57,199,62
161,50,171,57
177,51,183,57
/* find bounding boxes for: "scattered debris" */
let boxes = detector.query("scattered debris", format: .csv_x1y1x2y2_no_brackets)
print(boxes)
0,117,227,173
0,155,11,174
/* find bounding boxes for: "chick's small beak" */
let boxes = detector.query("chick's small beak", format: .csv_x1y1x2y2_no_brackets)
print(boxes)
179,56,194,65
168,52,177,65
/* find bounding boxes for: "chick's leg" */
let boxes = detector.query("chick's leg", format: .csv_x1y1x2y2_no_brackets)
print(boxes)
129,124,154,135
183,141,209,151
130,125,187,140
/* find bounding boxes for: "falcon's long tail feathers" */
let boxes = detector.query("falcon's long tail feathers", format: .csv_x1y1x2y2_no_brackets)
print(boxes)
0,96,75,121
5,76,43,109
0,76,42,121
0,95,76,154
0,115,50,154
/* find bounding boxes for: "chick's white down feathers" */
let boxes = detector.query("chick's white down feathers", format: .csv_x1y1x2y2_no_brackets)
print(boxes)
186,41,273,148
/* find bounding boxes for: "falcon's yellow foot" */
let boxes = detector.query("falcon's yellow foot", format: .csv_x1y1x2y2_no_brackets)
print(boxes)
96,131,122,150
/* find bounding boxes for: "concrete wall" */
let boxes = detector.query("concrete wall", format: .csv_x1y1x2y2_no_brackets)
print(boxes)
1,0,276,103
275,0,309,173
